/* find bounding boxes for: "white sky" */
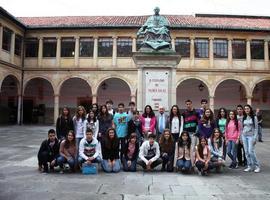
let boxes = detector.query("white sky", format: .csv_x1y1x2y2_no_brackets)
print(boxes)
1,0,270,17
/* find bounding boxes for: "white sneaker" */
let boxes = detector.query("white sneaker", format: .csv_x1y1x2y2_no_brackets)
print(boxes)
244,166,252,172
254,166,260,173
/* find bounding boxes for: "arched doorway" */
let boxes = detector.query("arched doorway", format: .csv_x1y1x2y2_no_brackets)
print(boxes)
176,79,209,110
59,78,92,116
23,78,54,124
252,80,270,127
214,79,247,112
97,78,131,110
0,75,19,124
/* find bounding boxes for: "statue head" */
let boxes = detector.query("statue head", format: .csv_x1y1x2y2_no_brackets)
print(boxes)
154,7,160,15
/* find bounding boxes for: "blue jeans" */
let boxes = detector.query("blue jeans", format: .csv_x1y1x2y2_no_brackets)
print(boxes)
78,156,102,166
227,140,238,166
76,138,83,152
122,157,137,172
176,158,191,170
102,159,121,173
242,135,260,168
258,125,262,141
57,156,76,170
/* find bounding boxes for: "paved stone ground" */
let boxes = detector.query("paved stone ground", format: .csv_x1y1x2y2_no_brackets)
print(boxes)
0,126,270,200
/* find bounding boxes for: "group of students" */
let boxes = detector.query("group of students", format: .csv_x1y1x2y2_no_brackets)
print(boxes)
37,99,261,175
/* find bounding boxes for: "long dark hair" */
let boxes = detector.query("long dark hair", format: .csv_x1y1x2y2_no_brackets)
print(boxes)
87,109,97,123
243,104,256,127
142,105,155,118
99,104,110,119
178,131,191,149
61,106,71,118
210,128,222,149
104,128,119,149
226,110,239,131
201,108,215,124
64,130,76,149
159,129,174,145
197,137,208,159
169,105,181,122
217,107,227,119
159,129,174,153
75,106,86,120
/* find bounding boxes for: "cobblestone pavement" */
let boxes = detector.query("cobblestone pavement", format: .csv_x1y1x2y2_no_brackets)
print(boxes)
0,126,270,200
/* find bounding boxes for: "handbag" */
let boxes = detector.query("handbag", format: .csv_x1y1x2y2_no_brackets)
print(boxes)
82,163,97,175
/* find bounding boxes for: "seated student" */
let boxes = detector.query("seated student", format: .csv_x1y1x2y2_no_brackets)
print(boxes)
195,137,213,176
208,128,225,172
175,131,192,173
101,128,121,173
159,129,175,172
122,133,140,172
78,128,102,168
57,130,77,173
137,134,162,171
37,129,59,173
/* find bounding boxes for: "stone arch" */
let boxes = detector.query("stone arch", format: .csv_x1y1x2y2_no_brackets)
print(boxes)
0,74,20,93
23,75,55,95
250,77,270,94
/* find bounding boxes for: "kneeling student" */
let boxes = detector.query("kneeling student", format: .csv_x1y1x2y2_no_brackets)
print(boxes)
137,134,162,171
78,128,102,169
37,129,59,173
122,133,139,172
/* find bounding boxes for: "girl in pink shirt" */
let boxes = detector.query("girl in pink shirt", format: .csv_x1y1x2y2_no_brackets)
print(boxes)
225,110,241,169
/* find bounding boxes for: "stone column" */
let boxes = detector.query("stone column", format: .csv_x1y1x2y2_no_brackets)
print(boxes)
209,37,214,68
209,96,215,111
171,68,177,108
74,36,80,67
130,94,136,103
246,95,252,106
92,94,97,104
17,94,22,125
10,32,15,64
190,37,195,67
132,37,136,52
137,68,143,112
93,37,98,66
56,37,61,67
228,38,233,68
54,94,59,124
38,37,43,67
264,40,269,69
246,39,251,69
171,38,175,51
112,36,117,66
0,24,3,58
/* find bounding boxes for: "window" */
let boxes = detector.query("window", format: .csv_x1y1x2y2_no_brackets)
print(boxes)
232,40,246,59
79,37,94,57
2,27,12,51
98,38,113,57
43,38,56,57
195,39,209,58
117,38,132,57
61,38,75,57
213,39,228,58
15,34,22,56
25,38,38,57
251,40,264,59
136,38,144,51
175,38,190,57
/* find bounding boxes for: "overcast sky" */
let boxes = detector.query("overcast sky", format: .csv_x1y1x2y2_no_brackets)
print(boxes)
2,0,270,17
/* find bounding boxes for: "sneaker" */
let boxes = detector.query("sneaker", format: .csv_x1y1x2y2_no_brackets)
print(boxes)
228,163,233,169
254,166,260,173
59,170,64,174
244,166,252,172
235,163,239,169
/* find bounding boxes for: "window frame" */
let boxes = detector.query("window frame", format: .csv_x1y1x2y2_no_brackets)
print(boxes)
14,34,23,56
195,38,209,58
61,37,75,57
79,37,94,57
175,38,190,58
25,38,39,58
98,37,113,57
2,27,13,52
43,37,57,58
251,40,264,60
117,37,132,57
213,39,228,59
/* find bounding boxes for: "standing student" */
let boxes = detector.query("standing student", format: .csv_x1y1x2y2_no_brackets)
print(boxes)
197,108,216,139
175,131,192,172
156,106,168,140
56,106,74,140
225,110,241,169
159,129,175,172
195,137,213,176
101,128,121,173
128,110,143,145
37,129,59,173
140,105,156,137
236,105,247,166
106,99,115,116
122,133,139,172
91,103,99,117
87,110,99,139
256,108,263,142
182,99,200,165
113,103,130,159
216,108,227,159
242,105,260,173
127,101,136,118
198,99,208,119
208,128,225,172
73,106,87,149
97,105,113,140
167,105,183,142
78,128,102,168
57,130,77,173
137,134,162,171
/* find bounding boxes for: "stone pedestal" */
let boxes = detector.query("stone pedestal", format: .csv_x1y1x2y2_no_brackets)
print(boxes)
133,52,181,111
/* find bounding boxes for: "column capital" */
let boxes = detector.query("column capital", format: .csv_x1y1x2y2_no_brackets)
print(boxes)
131,36,137,39
54,94,60,97
190,36,195,40
246,38,251,42
112,36,118,39
209,37,214,40
74,36,80,40
56,36,61,40
209,95,215,99
38,36,43,40
93,36,99,39
264,39,269,43
227,37,233,41
246,95,253,99
92,94,97,97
